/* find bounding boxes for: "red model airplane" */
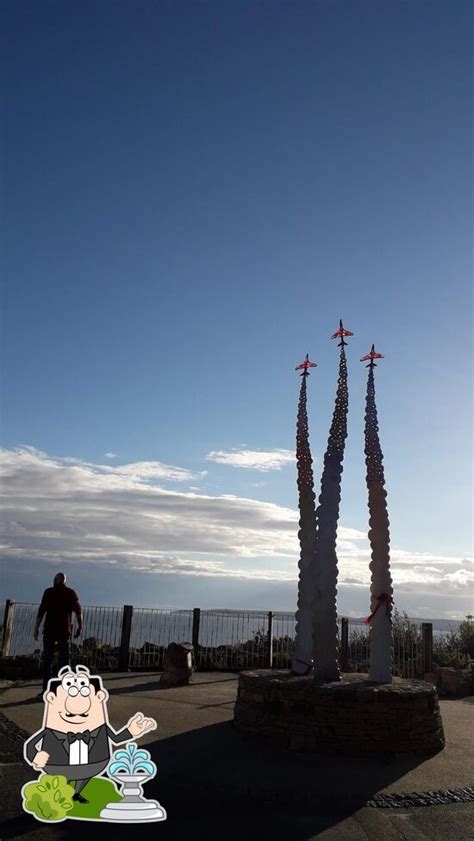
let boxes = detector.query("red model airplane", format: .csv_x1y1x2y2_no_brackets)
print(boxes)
331,319,354,346
295,353,317,375
360,344,384,366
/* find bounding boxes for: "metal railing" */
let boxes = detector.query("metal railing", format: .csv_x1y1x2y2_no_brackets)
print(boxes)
2,601,124,672
129,608,193,670
343,617,433,679
74,605,123,672
195,610,270,670
1,599,437,679
270,612,296,669
7,602,41,657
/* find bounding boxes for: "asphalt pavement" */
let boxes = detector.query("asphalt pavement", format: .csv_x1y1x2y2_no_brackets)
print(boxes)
0,673,472,840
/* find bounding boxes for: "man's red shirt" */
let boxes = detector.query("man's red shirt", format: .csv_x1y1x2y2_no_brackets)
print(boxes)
39,584,82,638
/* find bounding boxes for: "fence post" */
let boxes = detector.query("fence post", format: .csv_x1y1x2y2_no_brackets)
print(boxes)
1,599,15,657
118,605,133,672
422,622,433,675
267,611,273,669
192,608,201,656
340,617,349,671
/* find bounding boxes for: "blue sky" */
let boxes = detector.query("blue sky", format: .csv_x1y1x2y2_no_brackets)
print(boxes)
2,2,472,618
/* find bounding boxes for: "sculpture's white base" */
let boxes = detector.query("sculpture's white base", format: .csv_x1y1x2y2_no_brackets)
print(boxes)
100,800,167,822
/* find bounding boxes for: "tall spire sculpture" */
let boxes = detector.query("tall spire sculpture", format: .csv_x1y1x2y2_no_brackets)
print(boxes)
312,320,352,684
292,354,318,674
361,344,394,683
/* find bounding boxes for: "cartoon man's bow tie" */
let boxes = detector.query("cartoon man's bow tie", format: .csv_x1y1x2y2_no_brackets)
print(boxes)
67,730,91,744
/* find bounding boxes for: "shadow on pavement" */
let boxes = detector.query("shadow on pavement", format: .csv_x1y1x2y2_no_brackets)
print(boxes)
0,675,238,710
0,698,44,711
0,719,427,840
104,676,238,697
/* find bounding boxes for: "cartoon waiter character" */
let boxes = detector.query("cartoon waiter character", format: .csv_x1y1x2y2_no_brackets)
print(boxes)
24,665,157,804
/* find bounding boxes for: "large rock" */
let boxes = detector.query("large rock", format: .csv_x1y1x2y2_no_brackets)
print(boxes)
435,666,471,697
159,643,194,687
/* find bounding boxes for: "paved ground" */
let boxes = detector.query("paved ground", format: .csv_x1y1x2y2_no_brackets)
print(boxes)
0,673,473,840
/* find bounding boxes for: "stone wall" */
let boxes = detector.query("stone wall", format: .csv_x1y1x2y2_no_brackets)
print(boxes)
234,670,445,755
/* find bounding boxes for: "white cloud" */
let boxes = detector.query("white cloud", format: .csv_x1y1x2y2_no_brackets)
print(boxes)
0,447,471,614
0,447,299,566
104,452,118,459
123,554,295,582
6,447,200,484
106,461,199,482
206,448,295,471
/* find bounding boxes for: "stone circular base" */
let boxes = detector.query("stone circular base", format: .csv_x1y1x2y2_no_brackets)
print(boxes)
234,671,445,755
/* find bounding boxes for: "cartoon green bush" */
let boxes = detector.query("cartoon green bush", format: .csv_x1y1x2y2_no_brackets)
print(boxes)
22,775,75,822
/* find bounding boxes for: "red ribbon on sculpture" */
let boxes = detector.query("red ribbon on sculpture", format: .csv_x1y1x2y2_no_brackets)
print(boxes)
363,593,393,625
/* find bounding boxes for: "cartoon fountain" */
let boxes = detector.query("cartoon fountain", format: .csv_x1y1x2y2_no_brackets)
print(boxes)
100,743,166,822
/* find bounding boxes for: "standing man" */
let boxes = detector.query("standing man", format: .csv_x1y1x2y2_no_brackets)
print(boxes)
34,572,82,699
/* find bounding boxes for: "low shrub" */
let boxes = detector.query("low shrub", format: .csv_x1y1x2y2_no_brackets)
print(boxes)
22,775,74,822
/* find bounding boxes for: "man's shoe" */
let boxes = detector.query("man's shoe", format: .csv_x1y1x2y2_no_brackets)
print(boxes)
72,793,89,804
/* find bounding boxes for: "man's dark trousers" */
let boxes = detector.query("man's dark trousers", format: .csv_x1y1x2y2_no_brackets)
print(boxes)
42,635,71,691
